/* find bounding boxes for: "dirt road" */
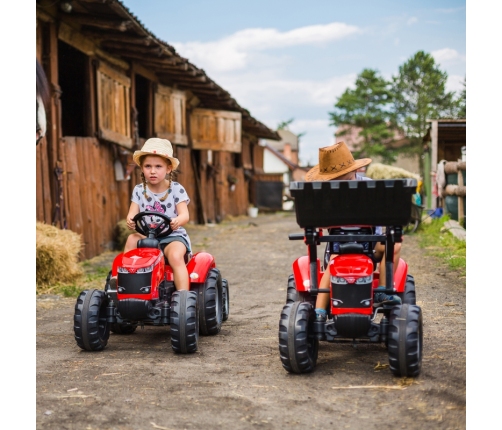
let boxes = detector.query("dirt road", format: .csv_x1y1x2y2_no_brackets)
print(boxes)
36,212,466,429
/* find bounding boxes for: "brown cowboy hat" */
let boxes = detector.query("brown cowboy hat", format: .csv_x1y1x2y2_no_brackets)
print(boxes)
133,138,180,170
305,141,372,181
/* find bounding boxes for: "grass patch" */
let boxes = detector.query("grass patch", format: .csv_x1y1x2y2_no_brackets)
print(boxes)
416,215,466,276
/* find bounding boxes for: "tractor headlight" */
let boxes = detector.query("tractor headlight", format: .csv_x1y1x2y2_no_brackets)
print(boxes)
331,276,348,284
136,264,154,273
355,275,373,284
117,267,128,274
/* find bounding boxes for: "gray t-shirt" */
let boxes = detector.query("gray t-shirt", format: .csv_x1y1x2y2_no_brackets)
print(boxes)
131,182,191,251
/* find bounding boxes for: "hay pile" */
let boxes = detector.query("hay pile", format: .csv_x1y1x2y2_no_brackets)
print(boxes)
366,163,420,181
114,219,133,250
36,222,84,290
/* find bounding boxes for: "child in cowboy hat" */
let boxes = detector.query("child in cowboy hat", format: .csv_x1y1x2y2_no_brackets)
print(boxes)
121,138,192,291
305,141,402,321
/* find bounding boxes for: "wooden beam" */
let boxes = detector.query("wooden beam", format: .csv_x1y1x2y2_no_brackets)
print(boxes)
131,62,158,83
81,28,155,45
103,49,178,65
63,13,134,32
100,40,173,56
59,22,130,70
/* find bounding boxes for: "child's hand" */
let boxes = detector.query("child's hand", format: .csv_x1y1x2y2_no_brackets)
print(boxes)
126,217,136,230
170,217,180,231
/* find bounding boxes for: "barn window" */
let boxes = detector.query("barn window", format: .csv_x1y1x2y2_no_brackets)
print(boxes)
154,84,188,145
135,74,151,139
190,109,242,152
96,61,132,148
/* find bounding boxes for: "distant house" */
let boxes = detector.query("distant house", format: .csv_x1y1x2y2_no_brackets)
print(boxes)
258,129,308,210
334,124,419,175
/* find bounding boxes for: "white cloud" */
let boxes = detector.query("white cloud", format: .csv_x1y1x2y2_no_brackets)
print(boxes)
407,17,418,25
446,74,465,93
432,48,466,65
173,22,361,72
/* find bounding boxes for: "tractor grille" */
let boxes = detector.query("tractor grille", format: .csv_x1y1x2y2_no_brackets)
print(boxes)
331,282,372,308
117,272,152,294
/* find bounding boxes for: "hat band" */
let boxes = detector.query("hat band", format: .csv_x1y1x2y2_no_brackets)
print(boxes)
319,159,354,174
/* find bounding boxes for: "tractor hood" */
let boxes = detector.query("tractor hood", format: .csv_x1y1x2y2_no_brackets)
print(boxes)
121,248,163,270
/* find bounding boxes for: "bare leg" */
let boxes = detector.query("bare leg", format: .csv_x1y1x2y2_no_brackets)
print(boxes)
315,254,335,311
375,242,402,286
124,233,145,253
164,241,189,290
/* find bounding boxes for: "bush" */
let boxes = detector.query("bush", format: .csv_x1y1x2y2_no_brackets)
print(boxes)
36,222,84,292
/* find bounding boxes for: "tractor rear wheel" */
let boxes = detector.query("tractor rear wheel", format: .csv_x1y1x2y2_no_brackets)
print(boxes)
222,278,230,322
170,290,199,354
278,301,318,374
398,274,417,305
197,268,223,335
286,274,315,306
387,304,423,377
74,289,110,351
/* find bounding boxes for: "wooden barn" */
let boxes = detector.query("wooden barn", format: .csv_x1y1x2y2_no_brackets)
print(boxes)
36,0,279,260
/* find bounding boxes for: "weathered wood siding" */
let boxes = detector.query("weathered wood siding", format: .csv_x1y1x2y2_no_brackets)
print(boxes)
62,137,132,260
172,145,198,224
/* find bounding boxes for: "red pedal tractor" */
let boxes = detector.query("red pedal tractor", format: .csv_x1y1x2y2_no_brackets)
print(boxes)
73,211,229,354
279,179,423,377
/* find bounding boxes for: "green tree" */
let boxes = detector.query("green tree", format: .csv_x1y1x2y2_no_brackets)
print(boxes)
329,68,399,164
456,77,466,119
392,51,457,155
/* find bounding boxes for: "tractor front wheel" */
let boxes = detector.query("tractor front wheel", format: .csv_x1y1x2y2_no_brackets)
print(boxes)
278,301,318,374
170,290,199,354
387,304,423,377
74,289,110,351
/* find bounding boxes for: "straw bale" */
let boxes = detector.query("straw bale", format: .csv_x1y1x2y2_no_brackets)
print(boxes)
365,163,420,181
36,222,84,288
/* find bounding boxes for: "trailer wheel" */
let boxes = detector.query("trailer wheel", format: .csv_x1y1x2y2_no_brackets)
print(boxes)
74,289,110,351
170,290,199,354
387,304,423,377
278,301,318,374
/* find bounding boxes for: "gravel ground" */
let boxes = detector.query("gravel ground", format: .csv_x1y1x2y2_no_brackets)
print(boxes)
35,211,466,429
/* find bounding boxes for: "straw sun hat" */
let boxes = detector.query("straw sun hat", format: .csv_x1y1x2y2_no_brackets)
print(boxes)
305,141,372,181
132,138,180,170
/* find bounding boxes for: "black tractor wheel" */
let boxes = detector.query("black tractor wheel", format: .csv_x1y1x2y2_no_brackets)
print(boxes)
222,278,230,322
110,323,137,335
286,274,315,306
387,304,423,377
197,268,223,335
278,301,319,374
74,289,110,351
398,274,417,305
170,290,199,354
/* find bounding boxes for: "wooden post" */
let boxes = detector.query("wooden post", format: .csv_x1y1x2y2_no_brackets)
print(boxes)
457,159,465,226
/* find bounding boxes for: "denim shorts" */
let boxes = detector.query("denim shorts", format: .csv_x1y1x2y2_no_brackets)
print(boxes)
159,236,191,253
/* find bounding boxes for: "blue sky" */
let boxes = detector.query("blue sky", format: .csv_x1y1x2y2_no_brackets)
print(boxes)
122,0,466,165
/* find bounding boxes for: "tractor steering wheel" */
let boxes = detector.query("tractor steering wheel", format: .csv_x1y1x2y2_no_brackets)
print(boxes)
132,211,173,239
